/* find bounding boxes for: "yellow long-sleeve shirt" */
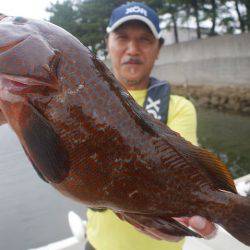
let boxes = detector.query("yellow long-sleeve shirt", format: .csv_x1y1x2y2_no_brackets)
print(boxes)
87,89,198,250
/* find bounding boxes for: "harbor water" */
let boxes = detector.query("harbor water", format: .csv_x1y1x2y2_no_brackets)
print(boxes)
0,108,249,250
0,124,86,250
197,108,250,178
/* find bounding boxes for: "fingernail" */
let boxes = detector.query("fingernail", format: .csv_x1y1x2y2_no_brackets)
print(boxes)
205,226,218,239
192,216,206,230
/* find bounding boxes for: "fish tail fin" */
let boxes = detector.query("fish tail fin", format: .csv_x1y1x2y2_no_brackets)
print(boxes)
221,193,250,246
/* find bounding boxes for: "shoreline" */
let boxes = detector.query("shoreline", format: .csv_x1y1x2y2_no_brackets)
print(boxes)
171,84,250,115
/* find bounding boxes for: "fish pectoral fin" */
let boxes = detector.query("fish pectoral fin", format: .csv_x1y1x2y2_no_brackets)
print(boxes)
116,212,201,238
190,146,237,193
19,102,70,183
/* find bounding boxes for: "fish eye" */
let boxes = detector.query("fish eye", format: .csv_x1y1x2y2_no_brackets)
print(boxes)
13,16,27,24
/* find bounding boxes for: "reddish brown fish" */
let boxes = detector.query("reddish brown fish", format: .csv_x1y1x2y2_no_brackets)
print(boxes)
0,16,249,245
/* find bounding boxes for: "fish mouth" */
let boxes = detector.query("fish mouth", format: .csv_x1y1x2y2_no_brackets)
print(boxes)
0,74,58,93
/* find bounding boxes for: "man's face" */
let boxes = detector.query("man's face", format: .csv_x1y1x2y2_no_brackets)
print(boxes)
107,21,161,90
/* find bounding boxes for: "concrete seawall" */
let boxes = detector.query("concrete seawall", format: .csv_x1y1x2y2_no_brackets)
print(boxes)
153,33,250,87
171,84,250,114
152,33,250,114
104,33,250,114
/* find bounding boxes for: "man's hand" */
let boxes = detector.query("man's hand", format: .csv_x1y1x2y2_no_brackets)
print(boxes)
187,216,217,239
134,216,217,242
175,216,217,240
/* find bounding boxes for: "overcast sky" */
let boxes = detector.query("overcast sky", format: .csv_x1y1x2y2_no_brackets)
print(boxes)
1,0,60,20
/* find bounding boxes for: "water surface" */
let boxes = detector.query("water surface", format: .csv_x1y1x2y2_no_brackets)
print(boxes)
197,108,250,178
0,125,86,250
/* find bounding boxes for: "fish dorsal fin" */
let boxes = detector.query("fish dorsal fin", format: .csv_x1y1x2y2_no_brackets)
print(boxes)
157,129,237,194
190,145,237,193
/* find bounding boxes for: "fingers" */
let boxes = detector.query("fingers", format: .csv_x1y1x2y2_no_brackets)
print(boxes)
189,216,217,239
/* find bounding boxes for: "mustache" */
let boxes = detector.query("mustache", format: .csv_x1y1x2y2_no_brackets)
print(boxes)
122,57,143,65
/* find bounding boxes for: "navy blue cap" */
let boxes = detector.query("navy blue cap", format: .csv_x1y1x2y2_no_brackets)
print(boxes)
107,2,161,39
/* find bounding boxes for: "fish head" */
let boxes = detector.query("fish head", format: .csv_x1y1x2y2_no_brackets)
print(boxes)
0,15,106,183
0,16,63,99
0,15,108,112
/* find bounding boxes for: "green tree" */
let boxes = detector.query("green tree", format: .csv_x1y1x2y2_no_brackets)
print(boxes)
234,0,246,32
209,0,217,35
76,0,126,53
165,3,180,43
190,0,202,38
146,0,182,43
48,0,125,54
161,0,203,39
202,0,218,36
239,0,250,31
47,0,79,36
47,0,246,54
217,0,244,34
219,0,249,33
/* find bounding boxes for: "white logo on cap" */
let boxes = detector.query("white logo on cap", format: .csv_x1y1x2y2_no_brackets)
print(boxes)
125,6,148,16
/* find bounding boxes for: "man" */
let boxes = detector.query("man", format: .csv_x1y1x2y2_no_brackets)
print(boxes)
86,2,216,250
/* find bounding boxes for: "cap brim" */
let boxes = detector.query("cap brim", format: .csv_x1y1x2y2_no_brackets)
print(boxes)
106,15,161,39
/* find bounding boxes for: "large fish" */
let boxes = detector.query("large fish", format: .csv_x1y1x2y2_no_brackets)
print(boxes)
0,15,249,245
